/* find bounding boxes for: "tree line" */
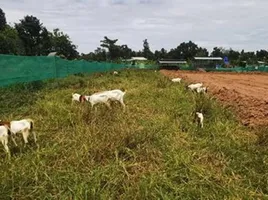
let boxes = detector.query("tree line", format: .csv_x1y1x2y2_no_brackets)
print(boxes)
0,8,78,59
1,8,268,65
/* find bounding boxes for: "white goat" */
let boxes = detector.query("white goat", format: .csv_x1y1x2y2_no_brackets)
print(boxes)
86,89,126,111
187,83,203,91
196,112,204,128
0,125,10,153
0,119,36,146
171,78,182,83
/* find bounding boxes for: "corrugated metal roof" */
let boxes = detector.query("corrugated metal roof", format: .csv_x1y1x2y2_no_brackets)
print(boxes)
131,57,147,61
194,57,223,60
47,52,57,56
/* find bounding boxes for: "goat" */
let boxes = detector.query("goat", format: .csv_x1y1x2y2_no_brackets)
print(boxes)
86,89,126,111
196,112,204,128
0,119,36,146
187,83,203,91
0,125,11,154
171,78,182,83
113,71,119,75
72,93,87,104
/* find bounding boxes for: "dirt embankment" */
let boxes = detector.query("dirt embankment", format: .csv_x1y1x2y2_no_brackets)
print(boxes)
161,70,268,127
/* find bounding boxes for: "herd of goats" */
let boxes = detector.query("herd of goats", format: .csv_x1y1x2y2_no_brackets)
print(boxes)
0,72,207,157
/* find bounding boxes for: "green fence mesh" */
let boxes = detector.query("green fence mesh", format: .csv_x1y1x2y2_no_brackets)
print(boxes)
206,66,268,72
0,54,157,87
1,54,267,87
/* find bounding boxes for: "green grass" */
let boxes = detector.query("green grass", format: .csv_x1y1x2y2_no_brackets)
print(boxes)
0,70,267,199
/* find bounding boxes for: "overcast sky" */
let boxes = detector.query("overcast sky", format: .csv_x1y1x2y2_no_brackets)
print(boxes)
1,0,268,54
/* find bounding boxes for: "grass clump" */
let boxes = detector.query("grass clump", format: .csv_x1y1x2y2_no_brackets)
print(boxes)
0,69,267,199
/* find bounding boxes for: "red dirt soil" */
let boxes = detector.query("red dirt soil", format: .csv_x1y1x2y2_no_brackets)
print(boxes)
161,70,268,127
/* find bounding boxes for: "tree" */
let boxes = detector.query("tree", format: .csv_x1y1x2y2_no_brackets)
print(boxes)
0,8,6,31
256,50,268,61
239,50,257,65
154,48,168,60
39,27,53,55
142,39,154,60
15,15,45,55
196,47,209,57
167,41,203,60
227,49,240,64
50,28,79,59
0,25,25,55
210,47,225,57
120,45,132,59
100,36,121,60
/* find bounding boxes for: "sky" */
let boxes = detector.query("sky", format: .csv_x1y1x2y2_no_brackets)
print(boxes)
1,0,268,54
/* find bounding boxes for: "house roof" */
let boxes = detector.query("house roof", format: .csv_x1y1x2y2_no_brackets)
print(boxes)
47,52,57,56
131,57,147,61
194,57,223,60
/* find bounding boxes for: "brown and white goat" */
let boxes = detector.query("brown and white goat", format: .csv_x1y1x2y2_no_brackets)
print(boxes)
0,118,36,146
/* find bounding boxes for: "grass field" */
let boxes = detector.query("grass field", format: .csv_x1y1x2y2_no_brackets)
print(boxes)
0,70,267,199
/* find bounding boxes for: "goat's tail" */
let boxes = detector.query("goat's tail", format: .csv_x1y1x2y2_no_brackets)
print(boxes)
26,118,34,130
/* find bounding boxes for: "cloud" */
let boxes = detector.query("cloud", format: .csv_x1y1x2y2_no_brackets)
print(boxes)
1,0,268,54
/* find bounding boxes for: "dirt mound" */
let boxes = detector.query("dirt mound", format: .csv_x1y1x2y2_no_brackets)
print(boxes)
161,70,268,127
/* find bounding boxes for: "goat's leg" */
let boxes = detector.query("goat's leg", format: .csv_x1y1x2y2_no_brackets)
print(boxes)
201,121,204,128
32,131,37,143
119,99,126,112
22,130,29,146
105,101,112,110
11,134,18,147
2,137,10,154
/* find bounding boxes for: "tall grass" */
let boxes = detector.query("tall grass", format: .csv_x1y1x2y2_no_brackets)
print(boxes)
0,70,267,199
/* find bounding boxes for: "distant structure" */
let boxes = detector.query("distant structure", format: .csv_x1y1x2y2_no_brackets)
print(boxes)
47,52,66,59
122,57,148,69
124,57,147,61
193,57,223,69
47,52,58,57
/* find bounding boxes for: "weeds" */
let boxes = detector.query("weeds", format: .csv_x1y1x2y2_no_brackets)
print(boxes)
0,70,267,199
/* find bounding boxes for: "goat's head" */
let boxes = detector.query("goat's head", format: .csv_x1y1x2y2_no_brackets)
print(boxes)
79,95,87,103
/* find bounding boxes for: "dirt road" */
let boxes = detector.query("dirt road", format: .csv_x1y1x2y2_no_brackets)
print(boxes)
161,70,268,127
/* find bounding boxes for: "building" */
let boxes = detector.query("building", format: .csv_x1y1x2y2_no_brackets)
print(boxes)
47,52,66,59
193,57,223,69
122,57,148,68
257,61,266,66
